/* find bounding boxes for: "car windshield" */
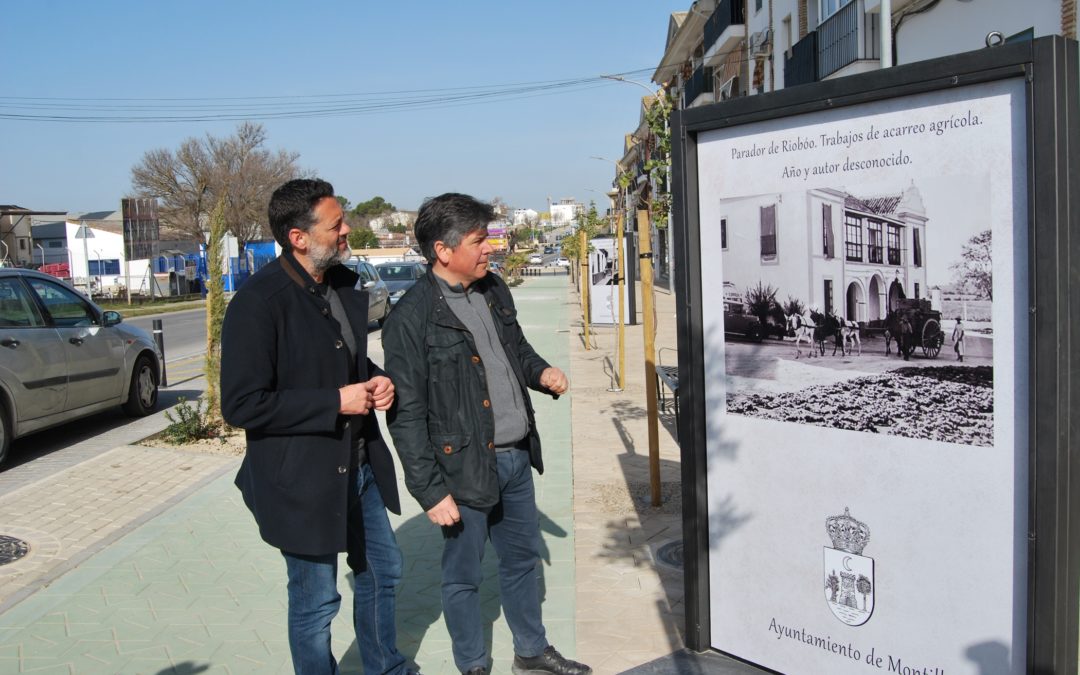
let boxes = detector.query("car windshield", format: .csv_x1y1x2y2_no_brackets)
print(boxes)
376,265,416,280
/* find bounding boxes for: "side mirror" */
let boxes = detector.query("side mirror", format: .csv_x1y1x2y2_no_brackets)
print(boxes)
102,310,122,327
363,280,376,289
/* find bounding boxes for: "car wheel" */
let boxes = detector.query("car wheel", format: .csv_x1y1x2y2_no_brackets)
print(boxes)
377,298,391,327
122,354,159,417
0,404,10,468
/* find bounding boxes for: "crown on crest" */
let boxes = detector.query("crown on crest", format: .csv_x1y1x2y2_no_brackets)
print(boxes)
826,507,870,555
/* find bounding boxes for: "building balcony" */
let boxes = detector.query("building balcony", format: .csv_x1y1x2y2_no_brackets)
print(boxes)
783,31,818,88
818,0,880,80
703,0,746,68
683,64,714,108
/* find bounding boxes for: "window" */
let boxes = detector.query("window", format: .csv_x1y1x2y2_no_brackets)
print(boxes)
844,213,863,262
887,224,902,265
867,220,883,264
782,15,793,58
820,0,853,20
913,229,922,267
760,205,777,260
0,279,44,327
755,0,763,12
914,282,921,299
824,279,834,315
822,205,834,259
18,239,27,250
721,218,728,249
27,278,97,327
47,241,64,248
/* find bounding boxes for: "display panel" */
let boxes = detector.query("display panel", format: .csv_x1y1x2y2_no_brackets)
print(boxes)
695,79,1028,675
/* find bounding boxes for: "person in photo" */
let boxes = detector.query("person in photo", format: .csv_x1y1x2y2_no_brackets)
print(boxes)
952,316,965,362
383,193,591,675
221,178,417,675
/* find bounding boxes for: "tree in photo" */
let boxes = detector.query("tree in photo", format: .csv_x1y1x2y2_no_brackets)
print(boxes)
131,122,300,243
348,226,380,250
744,281,779,325
856,574,872,610
825,571,840,602
950,229,992,300
783,295,806,318
352,196,395,219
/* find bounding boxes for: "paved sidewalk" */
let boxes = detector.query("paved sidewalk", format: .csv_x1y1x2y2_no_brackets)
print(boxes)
0,274,578,675
0,271,760,675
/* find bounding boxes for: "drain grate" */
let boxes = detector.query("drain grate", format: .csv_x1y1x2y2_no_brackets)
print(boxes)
654,540,684,571
0,535,30,566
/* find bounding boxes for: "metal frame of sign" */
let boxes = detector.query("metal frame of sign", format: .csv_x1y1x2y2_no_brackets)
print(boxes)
671,36,1078,673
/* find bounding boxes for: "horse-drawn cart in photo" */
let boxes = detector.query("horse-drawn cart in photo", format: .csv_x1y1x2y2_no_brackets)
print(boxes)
877,298,946,359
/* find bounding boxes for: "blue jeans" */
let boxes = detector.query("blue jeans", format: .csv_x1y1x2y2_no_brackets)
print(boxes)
282,462,408,675
441,448,548,672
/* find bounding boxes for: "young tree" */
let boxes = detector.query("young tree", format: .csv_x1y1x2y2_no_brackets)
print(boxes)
950,229,992,300
204,198,228,426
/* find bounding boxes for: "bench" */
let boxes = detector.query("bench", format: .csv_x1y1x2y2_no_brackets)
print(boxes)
655,363,680,438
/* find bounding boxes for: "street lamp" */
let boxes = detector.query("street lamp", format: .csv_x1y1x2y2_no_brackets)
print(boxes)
35,243,45,268
600,74,658,96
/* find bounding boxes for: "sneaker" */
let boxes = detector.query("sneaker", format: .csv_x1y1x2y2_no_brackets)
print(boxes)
463,668,487,675
512,646,592,675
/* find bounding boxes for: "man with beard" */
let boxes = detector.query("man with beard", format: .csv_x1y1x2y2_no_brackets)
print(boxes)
221,178,417,675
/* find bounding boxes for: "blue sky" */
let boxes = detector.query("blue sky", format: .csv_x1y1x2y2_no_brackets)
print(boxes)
2,1,688,216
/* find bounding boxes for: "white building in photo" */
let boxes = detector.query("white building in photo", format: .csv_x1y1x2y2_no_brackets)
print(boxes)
720,182,929,322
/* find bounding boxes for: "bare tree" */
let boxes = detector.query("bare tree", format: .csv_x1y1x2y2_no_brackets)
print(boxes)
131,122,300,243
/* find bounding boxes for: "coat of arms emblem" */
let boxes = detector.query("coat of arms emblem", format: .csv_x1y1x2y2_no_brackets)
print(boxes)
824,507,874,626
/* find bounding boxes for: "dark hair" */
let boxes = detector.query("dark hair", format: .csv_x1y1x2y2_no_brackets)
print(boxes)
268,178,335,251
413,193,494,262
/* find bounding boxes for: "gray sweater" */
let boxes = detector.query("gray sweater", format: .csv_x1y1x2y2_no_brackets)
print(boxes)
437,275,530,448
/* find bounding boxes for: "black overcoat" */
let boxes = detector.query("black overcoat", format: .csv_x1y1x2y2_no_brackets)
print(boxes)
221,252,400,556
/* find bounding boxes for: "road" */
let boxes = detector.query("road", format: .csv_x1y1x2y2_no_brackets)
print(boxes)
129,308,208,364
2,306,391,480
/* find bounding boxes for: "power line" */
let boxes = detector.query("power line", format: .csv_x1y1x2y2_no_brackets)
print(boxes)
0,69,659,123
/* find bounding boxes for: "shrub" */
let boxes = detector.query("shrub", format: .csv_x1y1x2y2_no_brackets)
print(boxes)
162,397,221,443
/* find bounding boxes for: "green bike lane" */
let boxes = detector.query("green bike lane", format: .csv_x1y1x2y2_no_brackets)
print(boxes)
0,273,577,674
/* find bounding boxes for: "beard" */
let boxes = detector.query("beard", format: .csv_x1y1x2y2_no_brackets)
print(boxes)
309,238,350,274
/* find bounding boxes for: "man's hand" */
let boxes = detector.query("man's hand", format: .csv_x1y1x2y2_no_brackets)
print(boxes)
427,494,460,526
339,383,374,415
539,367,569,395
366,375,395,411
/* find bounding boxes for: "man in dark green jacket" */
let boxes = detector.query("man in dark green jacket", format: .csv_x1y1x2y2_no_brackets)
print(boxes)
384,193,590,675
222,179,416,675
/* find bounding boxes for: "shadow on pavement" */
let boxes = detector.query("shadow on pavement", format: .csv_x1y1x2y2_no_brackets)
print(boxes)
340,506,564,672
4,388,202,471
155,661,212,675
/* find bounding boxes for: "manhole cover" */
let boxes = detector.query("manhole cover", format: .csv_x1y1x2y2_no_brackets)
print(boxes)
0,535,30,566
655,540,684,570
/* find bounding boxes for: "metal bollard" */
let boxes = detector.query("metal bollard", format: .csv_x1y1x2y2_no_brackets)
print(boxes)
152,319,168,387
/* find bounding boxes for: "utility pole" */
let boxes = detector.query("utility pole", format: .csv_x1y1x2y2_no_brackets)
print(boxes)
615,212,626,390
638,210,661,506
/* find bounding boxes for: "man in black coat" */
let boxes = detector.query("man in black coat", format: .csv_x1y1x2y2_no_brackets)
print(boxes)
383,193,590,675
221,179,416,675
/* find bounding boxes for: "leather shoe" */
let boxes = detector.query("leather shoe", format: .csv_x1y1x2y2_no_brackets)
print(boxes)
512,646,592,675
463,668,487,675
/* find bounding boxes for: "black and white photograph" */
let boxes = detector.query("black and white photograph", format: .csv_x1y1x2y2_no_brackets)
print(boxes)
717,176,994,446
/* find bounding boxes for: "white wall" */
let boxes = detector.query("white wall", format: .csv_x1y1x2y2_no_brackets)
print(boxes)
897,0,1069,65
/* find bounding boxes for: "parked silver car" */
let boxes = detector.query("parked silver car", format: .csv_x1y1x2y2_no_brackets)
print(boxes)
348,257,391,326
0,268,162,466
